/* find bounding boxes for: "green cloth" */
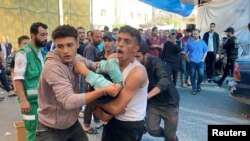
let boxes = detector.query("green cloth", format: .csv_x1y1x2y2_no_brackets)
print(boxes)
96,58,122,84
23,103,38,141
85,71,112,89
18,42,46,101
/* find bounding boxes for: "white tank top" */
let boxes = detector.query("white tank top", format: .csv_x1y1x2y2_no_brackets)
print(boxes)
115,60,148,121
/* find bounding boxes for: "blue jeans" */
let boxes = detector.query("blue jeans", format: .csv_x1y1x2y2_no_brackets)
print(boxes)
190,61,204,90
0,64,11,92
180,58,190,84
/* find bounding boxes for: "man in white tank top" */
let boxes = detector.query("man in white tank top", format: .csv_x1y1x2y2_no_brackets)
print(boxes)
95,25,148,141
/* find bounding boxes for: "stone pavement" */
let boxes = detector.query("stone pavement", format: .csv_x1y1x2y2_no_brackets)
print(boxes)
1,81,250,141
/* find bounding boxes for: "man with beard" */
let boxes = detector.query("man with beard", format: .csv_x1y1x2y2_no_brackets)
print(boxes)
135,41,179,141
14,22,48,141
83,30,103,134
95,25,148,141
214,27,238,87
84,30,102,61
184,29,208,95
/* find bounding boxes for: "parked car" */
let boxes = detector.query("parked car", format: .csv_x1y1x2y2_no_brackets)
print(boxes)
228,55,250,105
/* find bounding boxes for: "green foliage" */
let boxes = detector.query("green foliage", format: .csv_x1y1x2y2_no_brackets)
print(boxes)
153,12,181,27
112,23,123,28
155,14,171,25
174,20,180,28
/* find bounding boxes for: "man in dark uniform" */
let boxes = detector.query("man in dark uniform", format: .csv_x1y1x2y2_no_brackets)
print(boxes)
215,27,238,86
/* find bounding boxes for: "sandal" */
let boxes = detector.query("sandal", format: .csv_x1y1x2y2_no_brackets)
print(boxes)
8,91,16,97
8,93,16,97
84,128,99,134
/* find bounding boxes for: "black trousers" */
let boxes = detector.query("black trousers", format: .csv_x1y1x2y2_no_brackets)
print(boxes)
83,102,100,125
83,82,100,125
36,120,88,141
166,62,179,86
219,58,236,84
215,57,226,76
0,64,11,92
102,118,145,141
205,51,215,79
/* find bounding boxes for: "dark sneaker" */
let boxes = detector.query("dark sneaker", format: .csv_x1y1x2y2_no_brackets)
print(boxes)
214,80,222,87
197,86,201,92
191,89,197,95
197,88,201,92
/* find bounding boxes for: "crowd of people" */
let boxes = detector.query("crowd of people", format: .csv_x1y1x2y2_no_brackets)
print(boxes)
139,23,239,95
0,21,241,141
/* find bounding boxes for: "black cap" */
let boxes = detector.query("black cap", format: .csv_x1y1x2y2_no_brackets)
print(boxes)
224,27,234,34
170,29,177,35
103,32,115,41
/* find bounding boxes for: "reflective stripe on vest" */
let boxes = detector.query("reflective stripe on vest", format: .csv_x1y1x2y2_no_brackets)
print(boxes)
22,114,36,120
27,89,38,96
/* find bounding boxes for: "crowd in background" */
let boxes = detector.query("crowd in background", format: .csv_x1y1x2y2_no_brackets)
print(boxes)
0,22,240,141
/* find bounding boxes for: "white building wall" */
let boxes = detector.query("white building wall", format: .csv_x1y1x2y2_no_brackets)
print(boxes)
92,0,152,29
92,0,116,29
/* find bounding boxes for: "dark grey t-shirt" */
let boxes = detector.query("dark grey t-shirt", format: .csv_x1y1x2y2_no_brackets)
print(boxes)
83,43,99,61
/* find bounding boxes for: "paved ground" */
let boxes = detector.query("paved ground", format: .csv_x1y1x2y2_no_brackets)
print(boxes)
1,81,250,141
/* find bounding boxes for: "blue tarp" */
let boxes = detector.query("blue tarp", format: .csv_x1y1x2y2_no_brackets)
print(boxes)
139,0,195,17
